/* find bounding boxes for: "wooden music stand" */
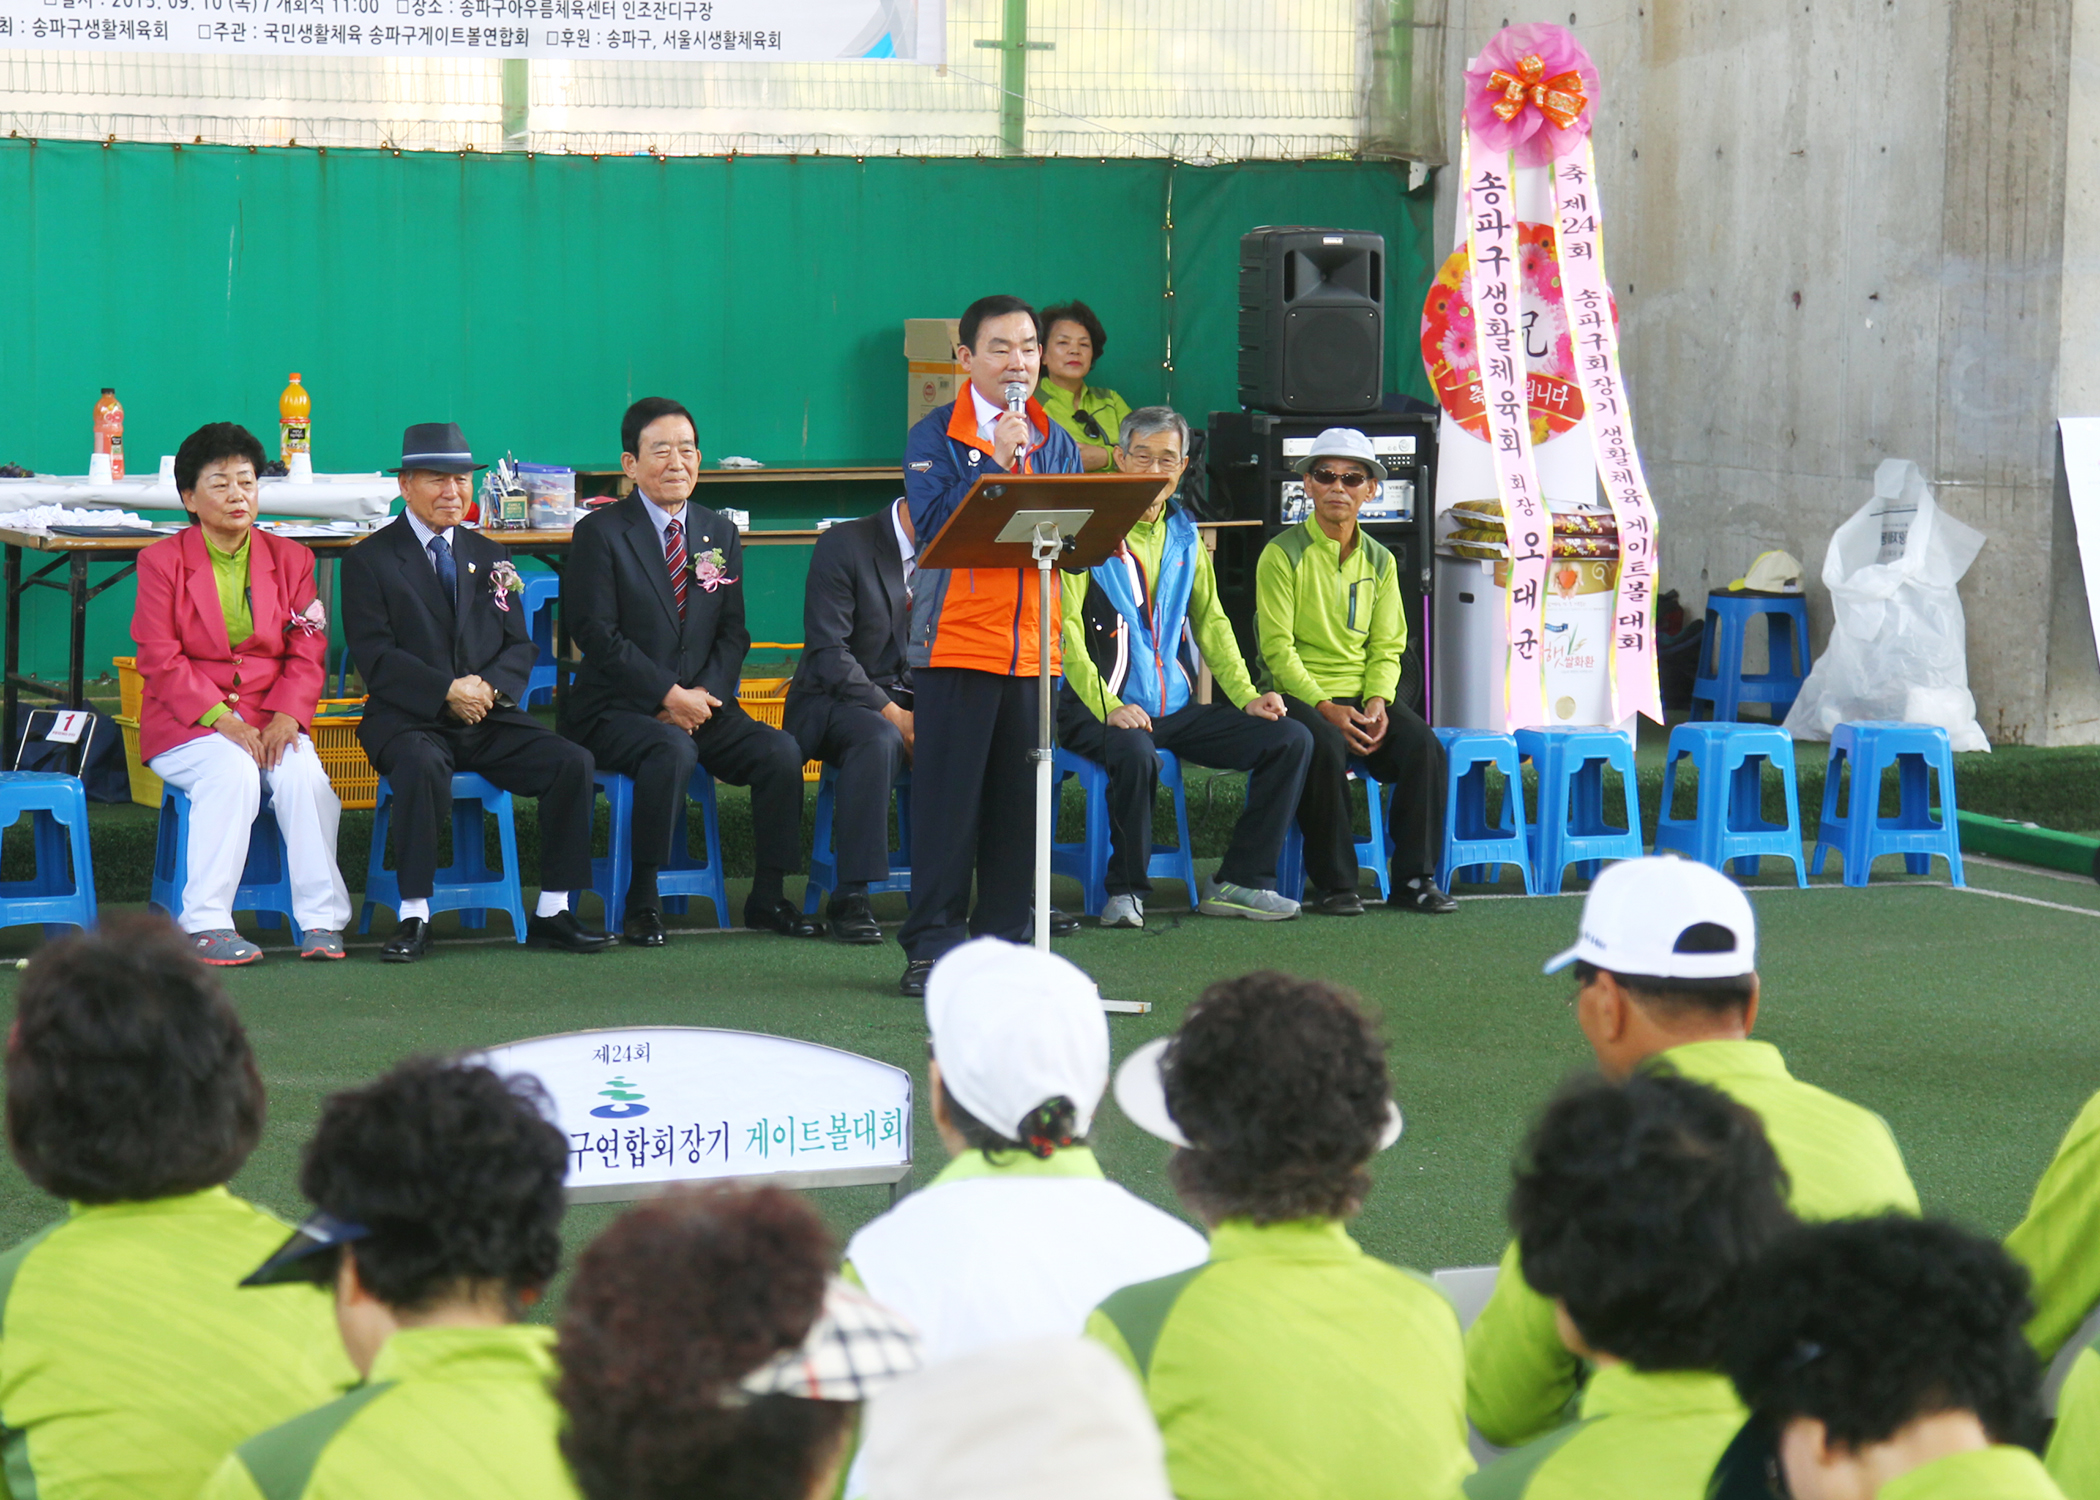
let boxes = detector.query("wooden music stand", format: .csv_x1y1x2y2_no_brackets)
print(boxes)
920,472,1172,996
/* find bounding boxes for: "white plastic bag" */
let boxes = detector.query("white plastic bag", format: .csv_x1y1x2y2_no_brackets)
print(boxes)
1783,459,1990,752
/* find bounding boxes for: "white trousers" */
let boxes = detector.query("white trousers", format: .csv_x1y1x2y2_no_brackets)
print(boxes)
148,731,353,935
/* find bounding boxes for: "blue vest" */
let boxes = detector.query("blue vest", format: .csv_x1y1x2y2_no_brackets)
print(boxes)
1086,506,1202,719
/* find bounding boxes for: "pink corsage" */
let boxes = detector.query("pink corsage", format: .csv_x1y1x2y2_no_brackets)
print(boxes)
693,547,738,594
289,598,328,637
488,559,524,613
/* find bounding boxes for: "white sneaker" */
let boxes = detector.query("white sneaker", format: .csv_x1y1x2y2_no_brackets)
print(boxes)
1101,894,1146,929
1199,877,1301,921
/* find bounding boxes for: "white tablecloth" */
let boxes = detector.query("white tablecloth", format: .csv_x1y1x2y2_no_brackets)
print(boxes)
0,474,397,522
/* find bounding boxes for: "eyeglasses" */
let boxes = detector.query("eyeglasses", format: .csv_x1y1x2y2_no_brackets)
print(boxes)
1119,451,1185,472
1308,466,1374,490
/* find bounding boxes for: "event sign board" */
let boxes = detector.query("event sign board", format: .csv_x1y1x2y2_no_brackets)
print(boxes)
477,1026,913,1204
1,0,943,62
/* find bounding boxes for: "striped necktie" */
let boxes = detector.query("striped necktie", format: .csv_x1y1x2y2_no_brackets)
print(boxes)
665,517,688,618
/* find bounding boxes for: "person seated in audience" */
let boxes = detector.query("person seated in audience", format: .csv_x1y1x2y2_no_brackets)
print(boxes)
1059,407,1311,928
203,1058,576,1499
860,1337,1173,1500
1466,855,1921,1450
1037,300,1133,472
1255,427,1452,916
783,495,916,944
556,1183,922,1500
131,421,351,964
0,919,354,1497
2049,1337,2100,1499
2007,1087,2100,1363
844,939,1207,1359
1090,970,1472,1500
1461,1072,1794,1500
1718,1216,2059,1500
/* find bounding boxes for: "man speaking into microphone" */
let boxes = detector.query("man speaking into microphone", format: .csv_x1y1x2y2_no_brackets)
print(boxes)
895,295,1083,997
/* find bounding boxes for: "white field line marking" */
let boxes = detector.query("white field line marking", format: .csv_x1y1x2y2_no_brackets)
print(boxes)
1949,884,2100,920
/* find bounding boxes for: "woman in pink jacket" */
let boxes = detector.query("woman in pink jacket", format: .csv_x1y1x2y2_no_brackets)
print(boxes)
132,423,351,964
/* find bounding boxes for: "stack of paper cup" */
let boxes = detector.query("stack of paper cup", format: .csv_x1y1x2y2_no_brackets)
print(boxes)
287,452,314,483
87,453,113,484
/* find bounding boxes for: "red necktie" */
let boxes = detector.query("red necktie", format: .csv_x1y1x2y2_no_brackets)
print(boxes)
665,517,688,618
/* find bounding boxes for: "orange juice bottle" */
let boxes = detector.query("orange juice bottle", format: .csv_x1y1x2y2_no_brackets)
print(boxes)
92,388,124,479
279,373,312,461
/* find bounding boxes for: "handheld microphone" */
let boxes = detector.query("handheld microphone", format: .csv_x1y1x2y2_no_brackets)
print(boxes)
1003,381,1027,414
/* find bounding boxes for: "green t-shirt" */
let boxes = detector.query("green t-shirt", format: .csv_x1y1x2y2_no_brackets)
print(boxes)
1459,1365,1743,1500
196,531,255,727
2047,1347,2100,1499
1885,1446,2066,1499
0,1186,355,1500
1061,512,1260,715
2008,1088,2100,1360
1255,521,1405,706
1088,1217,1472,1500
1465,1039,1920,1448
1037,380,1133,471
201,1324,579,1500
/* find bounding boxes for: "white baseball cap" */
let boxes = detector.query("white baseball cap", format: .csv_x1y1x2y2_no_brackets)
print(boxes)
1289,426,1388,483
926,938,1110,1140
1542,856,1758,980
1114,1036,1403,1152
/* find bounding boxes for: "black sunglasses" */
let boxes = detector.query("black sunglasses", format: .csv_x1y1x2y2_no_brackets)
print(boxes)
1308,466,1373,489
1072,408,1109,443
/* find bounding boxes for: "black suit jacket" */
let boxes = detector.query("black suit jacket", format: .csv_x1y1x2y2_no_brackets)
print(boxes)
561,493,749,731
341,515,538,758
785,508,911,732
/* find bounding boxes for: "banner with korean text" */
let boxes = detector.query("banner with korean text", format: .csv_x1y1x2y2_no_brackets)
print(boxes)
3,0,942,61
479,1026,914,1204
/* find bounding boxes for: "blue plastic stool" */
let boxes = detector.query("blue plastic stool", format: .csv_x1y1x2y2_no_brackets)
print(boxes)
359,772,529,941
1051,747,1199,916
1516,727,1644,895
1433,728,1534,892
0,772,98,938
1693,594,1810,723
1278,762,1392,902
522,573,562,709
149,787,306,940
1811,721,1965,887
1653,722,1807,886
589,768,733,930
803,766,913,914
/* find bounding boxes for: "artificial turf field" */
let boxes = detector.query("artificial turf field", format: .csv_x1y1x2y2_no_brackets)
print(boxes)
0,851,2095,1322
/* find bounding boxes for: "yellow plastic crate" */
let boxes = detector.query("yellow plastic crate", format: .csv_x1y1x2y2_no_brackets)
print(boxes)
311,699,379,809
112,714,165,809
737,676,821,782
113,655,142,721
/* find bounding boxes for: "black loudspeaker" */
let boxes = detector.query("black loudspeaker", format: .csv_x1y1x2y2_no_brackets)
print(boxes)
1237,227,1385,414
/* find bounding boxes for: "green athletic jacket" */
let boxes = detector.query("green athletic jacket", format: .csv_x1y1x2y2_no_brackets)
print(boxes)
2008,1089,2100,1360
200,1324,579,1500
1459,1365,1743,1500
1466,1040,1920,1448
0,1186,355,1500
1087,1217,1472,1500
1886,1447,2067,1499
1255,521,1404,706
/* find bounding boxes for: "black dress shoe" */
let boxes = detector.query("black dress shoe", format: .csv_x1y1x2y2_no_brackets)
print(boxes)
622,908,668,947
1390,878,1460,915
528,910,615,953
1029,907,1081,938
1306,888,1366,916
827,894,883,945
900,959,934,997
745,896,825,938
381,916,431,963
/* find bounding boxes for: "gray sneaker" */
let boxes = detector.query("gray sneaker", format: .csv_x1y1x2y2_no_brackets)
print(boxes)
1199,878,1301,921
299,930,347,960
1100,893,1146,929
189,929,263,966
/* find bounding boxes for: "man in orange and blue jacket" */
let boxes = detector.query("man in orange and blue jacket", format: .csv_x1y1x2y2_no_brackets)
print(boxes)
896,295,1083,996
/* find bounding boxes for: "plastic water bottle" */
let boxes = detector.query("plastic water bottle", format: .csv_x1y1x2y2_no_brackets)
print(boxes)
92,388,124,480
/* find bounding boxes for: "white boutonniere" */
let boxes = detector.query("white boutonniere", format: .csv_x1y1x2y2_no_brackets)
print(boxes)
289,598,328,637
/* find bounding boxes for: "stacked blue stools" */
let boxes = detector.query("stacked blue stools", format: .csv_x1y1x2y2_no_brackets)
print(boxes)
522,573,563,708
1653,722,1807,886
589,768,732,930
1051,747,1198,916
1433,728,1533,893
1516,726,1645,895
359,772,529,941
0,772,98,937
803,767,913,915
1811,721,1965,887
1693,593,1810,722
1278,763,1392,902
149,787,305,939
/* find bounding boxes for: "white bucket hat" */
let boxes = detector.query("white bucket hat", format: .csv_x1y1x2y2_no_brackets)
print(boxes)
926,938,1110,1140
1113,1036,1403,1152
1288,426,1388,483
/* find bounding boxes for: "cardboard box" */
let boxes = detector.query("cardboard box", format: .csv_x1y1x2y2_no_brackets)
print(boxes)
904,318,963,429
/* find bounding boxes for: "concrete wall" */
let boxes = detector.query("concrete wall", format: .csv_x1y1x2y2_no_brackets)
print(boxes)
1435,0,2100,743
